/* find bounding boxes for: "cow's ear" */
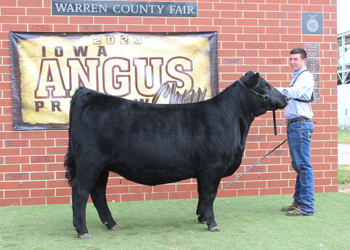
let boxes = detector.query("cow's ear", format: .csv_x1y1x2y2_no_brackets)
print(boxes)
244,71,255,77
246,72,260,87
239,75,249,85
249,73,260,85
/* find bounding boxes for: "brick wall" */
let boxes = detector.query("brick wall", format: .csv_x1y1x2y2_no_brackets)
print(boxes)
0,0,338,206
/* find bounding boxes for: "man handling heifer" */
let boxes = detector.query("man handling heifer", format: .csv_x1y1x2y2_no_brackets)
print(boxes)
277,47,315,216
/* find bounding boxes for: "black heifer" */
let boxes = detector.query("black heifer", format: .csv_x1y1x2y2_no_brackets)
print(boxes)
64,71,288,238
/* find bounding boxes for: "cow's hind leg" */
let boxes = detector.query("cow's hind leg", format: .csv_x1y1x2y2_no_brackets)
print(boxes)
197,175,221,232
90,170,120,230
72,174,92,239
196,179,207,224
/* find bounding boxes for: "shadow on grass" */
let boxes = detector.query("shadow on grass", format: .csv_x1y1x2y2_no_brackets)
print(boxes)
1,193,349,249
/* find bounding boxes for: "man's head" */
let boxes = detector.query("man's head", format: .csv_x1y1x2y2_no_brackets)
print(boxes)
289,47,307,72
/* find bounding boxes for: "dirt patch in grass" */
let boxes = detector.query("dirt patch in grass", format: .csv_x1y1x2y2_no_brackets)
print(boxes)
339,184,350,194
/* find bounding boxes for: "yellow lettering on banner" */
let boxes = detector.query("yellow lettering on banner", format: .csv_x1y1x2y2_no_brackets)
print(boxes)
35,59,67,98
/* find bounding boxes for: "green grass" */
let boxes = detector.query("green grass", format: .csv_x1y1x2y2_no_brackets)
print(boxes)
1,193,349,249
338,130,350,144
338,130,350,185
339,164,350,185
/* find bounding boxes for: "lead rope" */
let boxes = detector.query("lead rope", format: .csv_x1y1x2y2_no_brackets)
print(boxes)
273,110,277,135
220,138,288,191
220,111,287,192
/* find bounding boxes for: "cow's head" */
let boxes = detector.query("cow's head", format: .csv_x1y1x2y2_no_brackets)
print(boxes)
239,71,288,116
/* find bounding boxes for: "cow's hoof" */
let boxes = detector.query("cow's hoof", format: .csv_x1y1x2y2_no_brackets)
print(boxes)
78,233,92,239
110,224,121,230
197,215,207,224
209,226,221,232
105,222,121,230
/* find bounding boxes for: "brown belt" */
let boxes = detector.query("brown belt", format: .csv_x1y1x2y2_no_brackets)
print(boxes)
286,117,311,126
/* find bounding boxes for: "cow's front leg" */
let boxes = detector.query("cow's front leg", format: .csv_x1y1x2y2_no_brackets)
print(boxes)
197,176,221,232
72,176,91,239
90,170,120,230
204,196,220,232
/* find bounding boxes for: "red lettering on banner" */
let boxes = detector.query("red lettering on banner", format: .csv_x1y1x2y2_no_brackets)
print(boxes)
166,57,193,91
133,58,164,97
133,58,163,97
102,58,131,97
150,58,163,93
133,58,150,96
35,59,67,98
67,58,100,97
35,57,194,100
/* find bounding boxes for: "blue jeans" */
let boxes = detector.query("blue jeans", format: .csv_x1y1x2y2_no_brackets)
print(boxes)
287,119,314,215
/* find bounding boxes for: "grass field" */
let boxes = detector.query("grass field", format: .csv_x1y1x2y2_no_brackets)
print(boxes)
339,164,350,185
0,193,349,249
338,130,350,185
338,130,350,144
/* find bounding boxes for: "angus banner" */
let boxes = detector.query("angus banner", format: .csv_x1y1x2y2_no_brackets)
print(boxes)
10,32,218,130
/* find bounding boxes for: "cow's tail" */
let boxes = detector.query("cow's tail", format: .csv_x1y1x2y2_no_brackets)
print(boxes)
64,147,76,187
64,87,84,187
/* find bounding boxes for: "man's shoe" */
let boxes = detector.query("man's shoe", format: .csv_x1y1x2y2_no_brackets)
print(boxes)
281,204,299,212
287,209,304,216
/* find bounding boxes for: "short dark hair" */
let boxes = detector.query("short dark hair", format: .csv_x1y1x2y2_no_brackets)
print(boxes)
290,47,307,59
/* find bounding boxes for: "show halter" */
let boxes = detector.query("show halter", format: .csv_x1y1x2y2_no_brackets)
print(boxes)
238,78,279,135
238,79,275,110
